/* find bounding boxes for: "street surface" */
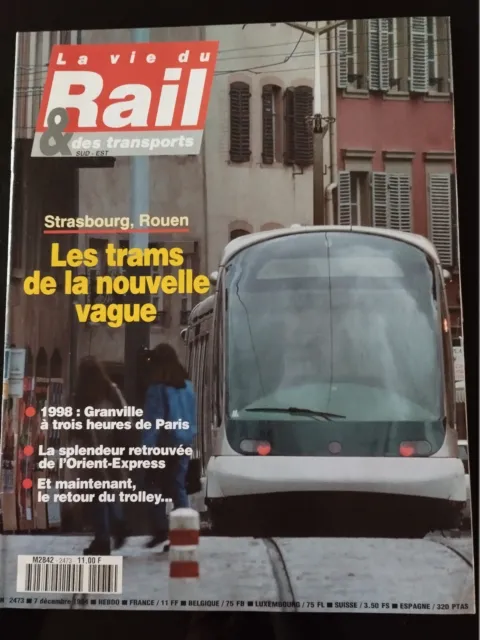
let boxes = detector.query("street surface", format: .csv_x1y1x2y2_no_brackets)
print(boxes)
0,533,474,614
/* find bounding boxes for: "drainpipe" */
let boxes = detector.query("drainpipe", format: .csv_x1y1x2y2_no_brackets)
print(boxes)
326,21,338,225
326,184,336,226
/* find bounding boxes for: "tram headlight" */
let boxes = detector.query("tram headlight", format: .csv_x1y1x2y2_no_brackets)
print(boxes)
399,441,432,456
239,439,272,455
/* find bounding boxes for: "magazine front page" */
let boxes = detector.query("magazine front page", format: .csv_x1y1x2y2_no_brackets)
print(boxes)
0,18,475,613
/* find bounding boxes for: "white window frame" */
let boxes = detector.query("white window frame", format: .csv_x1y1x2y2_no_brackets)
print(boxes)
427,17,439,86
346,20,358,87
387,18,399,88
337,170,371,226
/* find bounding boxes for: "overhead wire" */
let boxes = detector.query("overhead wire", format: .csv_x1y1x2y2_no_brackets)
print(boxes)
13,24,453,106
15,42,452,79
13,30,452,78
14,46,454,96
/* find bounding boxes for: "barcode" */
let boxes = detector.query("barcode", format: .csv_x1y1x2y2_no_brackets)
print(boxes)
17,555,122,594
25,563,84,592
88,564,120,593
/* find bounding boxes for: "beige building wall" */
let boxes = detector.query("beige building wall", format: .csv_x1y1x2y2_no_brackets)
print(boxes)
203,22,332,272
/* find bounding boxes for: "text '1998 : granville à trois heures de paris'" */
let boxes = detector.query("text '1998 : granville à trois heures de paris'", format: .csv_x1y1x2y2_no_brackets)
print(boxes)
44,214,189,231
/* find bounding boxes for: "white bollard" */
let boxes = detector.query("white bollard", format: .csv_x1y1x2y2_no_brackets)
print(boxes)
168,508,200,607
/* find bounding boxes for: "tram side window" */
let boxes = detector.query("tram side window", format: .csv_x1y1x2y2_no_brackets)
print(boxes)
212,290,224,427
192,337,200,388
199,336,209,431
196,337,204,428
186,335,194,380
189,336,202,458
440,286,455,427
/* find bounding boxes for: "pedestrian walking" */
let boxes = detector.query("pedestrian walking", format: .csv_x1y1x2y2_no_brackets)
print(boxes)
142,343,197,549
74,356,129,555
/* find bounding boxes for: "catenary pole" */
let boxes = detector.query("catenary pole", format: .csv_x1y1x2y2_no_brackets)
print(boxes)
312,23,324,226
284,21,346,226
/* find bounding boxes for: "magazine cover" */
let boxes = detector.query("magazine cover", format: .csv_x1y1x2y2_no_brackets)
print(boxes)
0,17,475,613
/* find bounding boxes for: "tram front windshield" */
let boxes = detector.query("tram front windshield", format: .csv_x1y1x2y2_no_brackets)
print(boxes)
225,231,445,457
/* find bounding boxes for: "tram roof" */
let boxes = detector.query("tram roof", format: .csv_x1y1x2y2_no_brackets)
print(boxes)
219,226,440,266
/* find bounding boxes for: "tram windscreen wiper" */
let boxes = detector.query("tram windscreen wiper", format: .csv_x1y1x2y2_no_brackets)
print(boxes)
245,406,346,422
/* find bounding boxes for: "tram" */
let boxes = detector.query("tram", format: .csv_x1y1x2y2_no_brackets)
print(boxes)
184,226,466,538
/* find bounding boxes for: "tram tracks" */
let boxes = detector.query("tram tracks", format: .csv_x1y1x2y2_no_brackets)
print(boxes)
261,538,299,612
426,532,474,568
70,530,472,611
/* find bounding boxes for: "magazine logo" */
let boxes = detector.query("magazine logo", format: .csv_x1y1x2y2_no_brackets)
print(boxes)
32,41,219,157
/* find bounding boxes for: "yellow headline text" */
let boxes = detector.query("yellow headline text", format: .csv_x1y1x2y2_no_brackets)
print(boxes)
22,242,211,328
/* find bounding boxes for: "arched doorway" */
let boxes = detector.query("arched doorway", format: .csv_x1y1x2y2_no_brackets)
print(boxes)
229,228,251,241
35,347,48,378
49,349,63,379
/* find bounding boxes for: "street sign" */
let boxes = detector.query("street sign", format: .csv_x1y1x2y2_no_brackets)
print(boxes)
3,348,10,381
8,379,24,397
8,348,26,379
453,346,464,383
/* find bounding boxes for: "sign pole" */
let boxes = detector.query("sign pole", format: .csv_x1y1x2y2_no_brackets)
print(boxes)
123,28,151,407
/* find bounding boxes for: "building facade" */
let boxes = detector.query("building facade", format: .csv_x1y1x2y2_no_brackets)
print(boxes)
334,17,459,333
203,22,332,272
2,31,81,531
334,16,464,429
76,26,208,381
10,30,81,396
76,23,333,380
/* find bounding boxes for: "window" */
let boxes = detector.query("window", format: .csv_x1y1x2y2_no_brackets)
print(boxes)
346,21,359,87
261,84,282,164
427,18,439,90
337,171,372,226
59,31,71,44
36,347,48,378
89,238,108,275
229,81,251,163
427,172,456,268
440,277,456,428
283,86,313,167
372,173,412,231
225,233,444,456
118,239,129,258
337,20,368,90
338,171,412,231
180,252,195,325
49,349,62,378
409,17,450,94
87,238,108,304
212,282,225,429
367,18,406,92
387,19,400,90
229,229,250,241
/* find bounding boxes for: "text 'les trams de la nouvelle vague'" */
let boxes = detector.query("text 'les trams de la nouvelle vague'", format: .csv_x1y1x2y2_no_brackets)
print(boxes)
22,243,211,327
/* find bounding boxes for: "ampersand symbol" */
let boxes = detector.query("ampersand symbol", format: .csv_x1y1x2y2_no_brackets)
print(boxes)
39,107,73,157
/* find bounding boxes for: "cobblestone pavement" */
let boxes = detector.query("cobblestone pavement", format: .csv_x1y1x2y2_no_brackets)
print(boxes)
0,534,474,614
